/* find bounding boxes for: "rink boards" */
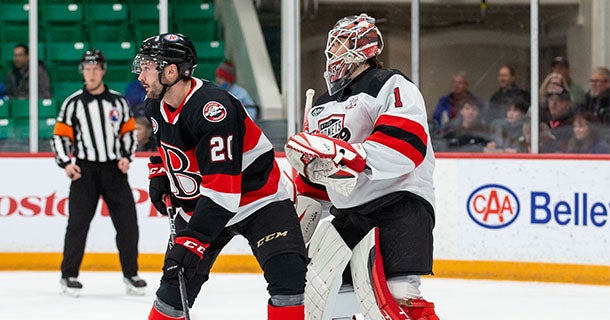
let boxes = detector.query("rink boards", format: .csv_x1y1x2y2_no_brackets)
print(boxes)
0,152,608,285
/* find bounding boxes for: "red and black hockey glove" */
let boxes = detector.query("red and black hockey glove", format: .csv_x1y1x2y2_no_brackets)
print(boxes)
164,228,209,280
148,156,178,215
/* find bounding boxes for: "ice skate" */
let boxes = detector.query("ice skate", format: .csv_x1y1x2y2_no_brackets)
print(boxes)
60,277,82,297
124,275,147,296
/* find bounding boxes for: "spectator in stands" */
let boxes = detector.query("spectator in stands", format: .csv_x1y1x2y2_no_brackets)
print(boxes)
135,116,156,152
551,56,586,106
214,60,258,120
520,116,560,153
4,44,52,99
125,80,147,118
485,98,529,153
546,88,575,152
434,97,492,152
432,71,484,128
538,72,569,123
486,65,530,124
0,83,6,99
577,67,610,125
566,111,610,154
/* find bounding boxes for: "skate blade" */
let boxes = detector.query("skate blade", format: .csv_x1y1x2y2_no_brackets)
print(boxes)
126,285,146,296
61,286,81,298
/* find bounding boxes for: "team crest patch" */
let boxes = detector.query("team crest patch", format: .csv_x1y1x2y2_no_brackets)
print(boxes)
150,117,159,134
203,101,227,122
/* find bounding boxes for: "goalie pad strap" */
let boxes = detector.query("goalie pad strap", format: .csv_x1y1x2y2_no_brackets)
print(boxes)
305,220,352,320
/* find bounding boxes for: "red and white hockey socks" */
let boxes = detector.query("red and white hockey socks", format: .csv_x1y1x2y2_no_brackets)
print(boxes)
148,305,185,320
268,304,304,320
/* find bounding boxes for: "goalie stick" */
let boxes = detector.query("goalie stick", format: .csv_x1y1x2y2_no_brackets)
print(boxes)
164,196,191,320
302,88,315,132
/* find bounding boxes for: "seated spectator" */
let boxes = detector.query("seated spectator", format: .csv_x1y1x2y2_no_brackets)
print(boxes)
485,99,529,153
577,67,610,125
486,64,530,124
434,97,492,152
550,56,586,106
520,117,560,153
135,117,157,152
546,88,575,152
125,80,147,118
538,72,568,123
566,111,610,154
4,44,52,99
432,71,483,128
214,60,258,120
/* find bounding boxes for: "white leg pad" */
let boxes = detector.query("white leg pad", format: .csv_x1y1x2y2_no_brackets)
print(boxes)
350,227,386,320
305,220,352,320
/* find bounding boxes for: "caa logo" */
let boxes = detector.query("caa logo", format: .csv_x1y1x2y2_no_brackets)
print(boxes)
467,184,520,229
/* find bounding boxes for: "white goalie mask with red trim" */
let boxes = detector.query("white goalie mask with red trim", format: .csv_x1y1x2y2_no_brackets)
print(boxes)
324,13,384,96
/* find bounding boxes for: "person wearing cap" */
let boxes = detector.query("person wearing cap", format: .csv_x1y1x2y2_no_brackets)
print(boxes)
550,56,585,106
50,49,146,297
546,87,575,152
214,60,258,119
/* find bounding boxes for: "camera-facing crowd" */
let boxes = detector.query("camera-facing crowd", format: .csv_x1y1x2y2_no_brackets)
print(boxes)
430,59,610,154
1,43,608,155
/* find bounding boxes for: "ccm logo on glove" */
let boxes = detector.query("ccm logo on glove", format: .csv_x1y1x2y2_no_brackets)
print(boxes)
175,237,207,258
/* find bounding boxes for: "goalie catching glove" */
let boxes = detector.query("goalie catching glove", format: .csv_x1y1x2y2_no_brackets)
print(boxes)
285,132,367,196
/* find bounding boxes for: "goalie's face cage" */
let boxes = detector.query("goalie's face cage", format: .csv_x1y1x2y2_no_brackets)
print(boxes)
324,13,383,96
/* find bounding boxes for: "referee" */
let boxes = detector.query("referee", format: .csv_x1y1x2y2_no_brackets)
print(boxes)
50,50,147,297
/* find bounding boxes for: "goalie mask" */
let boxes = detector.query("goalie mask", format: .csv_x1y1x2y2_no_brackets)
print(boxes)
324,13,384,96
132,33,197,78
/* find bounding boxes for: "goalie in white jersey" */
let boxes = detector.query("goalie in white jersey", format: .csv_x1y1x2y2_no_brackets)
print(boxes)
285,13,440,320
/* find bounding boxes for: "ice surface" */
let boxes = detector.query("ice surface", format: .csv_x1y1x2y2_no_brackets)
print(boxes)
0,271,608,320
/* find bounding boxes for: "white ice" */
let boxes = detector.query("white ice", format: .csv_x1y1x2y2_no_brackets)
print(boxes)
0,271,608,320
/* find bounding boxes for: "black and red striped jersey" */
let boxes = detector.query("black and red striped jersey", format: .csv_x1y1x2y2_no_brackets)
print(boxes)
146,78,291,240
301,68,436,210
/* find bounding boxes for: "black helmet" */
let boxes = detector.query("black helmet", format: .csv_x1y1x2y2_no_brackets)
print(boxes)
132,33,197,78
80,49,107,72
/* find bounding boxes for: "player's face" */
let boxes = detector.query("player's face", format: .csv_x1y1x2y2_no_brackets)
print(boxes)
82,64,105,93
137,60,164,99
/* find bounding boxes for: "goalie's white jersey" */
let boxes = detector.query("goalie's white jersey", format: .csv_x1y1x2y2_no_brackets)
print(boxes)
304,68,435,209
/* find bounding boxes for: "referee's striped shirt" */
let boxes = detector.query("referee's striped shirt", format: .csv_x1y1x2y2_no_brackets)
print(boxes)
51,85,137,168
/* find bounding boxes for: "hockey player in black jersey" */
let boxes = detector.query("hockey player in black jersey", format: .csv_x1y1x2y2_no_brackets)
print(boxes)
285,14,440,319
133,33,307,320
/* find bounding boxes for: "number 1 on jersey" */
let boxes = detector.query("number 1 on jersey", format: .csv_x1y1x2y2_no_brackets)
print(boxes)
393,87,403,108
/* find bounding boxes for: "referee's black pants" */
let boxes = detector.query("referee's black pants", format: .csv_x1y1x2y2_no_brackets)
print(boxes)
61,160,140,279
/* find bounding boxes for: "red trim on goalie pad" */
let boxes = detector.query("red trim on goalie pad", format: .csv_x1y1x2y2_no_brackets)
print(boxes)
369,228,440,319
369,228,413,319
148,306,185,320
267,304,304,320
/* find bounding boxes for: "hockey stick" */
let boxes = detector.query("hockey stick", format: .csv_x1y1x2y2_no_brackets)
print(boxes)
302,88,315,132
164,196,191,320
